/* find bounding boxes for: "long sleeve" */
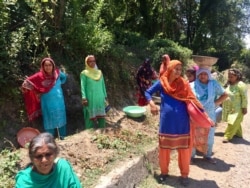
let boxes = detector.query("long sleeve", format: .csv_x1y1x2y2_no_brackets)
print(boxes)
80,73,87,99
101,75,107,98
144,80,161,101
239,82,248,108
59,71,67,84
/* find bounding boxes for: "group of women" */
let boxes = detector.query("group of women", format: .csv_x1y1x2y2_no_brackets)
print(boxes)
22,55,107,140
138,55,248,186
19,55,247,187
18,55,108,187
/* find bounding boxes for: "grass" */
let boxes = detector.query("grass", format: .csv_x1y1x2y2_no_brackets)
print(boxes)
0,149,20,188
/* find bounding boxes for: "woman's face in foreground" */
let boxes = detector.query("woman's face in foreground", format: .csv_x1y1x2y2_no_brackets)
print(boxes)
32,144,56,175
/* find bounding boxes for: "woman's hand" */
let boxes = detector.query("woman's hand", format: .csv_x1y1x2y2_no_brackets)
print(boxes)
148,100,159,115
82,98,88,106
20,87,28,93
242,108,247,115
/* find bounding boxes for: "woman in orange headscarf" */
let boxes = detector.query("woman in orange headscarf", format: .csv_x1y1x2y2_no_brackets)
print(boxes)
145,60,204,186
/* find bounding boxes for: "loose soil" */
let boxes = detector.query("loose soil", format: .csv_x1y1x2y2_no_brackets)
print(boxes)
17,87,250,188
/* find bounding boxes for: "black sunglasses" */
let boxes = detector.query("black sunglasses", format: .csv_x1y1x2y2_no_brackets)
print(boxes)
34,152,54,160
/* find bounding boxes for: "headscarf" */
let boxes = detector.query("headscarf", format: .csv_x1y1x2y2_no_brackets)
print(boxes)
82,55,102,80
186,65,199,73
136,58,153,78
25,58,60,93
194,68,214,107
136,58,156,95
22,57,60,121
160,60,203,109
186,65,199,82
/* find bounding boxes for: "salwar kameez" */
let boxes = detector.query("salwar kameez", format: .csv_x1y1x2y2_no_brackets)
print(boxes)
80,73,107,129
145,80,191,177
222,81,248,140
22,58,67,138
41,71,67,137
190,74,225,158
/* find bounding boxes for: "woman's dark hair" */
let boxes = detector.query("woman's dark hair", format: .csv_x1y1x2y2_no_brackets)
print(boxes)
229,68,242,81
28,132,59,160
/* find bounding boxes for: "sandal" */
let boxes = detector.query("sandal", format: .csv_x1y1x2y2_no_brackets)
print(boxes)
157,174,169,184
180,177,189,186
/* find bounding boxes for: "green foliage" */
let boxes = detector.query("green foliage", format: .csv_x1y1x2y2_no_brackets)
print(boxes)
148,38,193,69
0,149,20,188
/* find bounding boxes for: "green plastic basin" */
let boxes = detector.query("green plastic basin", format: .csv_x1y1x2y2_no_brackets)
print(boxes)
123,106,146,118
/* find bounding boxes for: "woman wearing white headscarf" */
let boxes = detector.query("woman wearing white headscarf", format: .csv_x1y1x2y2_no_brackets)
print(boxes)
190,68,228,164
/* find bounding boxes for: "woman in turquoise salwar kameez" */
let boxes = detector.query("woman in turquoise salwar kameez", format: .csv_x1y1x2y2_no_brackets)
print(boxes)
15,133,82,188
80,55,107,129
22,57,67,139
222,68,248,142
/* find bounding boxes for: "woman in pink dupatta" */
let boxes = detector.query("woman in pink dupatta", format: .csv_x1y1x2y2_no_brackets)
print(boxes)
22,57,67,139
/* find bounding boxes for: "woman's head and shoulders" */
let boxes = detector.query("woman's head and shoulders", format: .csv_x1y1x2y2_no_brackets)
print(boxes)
30,57,63,79
191,67,221,88
160,60,197,97
81,55,103,81
227,68,246,89
185,64,199,83
137,58,157,76
15,132,81,188
23,57,66,92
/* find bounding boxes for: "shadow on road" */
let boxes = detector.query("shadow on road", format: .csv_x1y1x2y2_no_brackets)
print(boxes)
214,132,224,137
215,132,250,145
230,137,250,145
190,157,235,172
154,174,220,188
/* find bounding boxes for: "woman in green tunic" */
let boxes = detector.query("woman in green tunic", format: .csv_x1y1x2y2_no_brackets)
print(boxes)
222,68,248,142
15,133,82,188
80,55,107,129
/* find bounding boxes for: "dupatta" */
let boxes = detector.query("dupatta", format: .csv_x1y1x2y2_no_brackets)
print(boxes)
22,58,59,121
160,60,210,154
81,55,102,80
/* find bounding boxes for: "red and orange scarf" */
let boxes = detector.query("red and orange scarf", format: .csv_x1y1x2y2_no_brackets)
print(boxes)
160,60,203,110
